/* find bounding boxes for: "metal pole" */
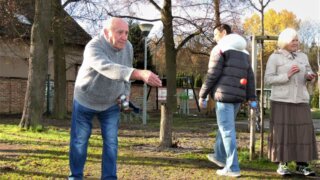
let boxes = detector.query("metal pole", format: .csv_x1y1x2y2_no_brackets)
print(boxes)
259,40,265,158
317,45,320,109
46,74,50,115
142,37,148,125
251,35,257,85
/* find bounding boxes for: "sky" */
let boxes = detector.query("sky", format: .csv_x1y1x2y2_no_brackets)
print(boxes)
70,0,320,37
143,0,320,39
265,0,320,22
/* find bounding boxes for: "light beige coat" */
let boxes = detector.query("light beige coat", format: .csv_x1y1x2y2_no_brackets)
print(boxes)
265,49,314,103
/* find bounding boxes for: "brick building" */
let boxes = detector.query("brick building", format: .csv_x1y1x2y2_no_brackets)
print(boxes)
0,1,201,115
0,0,91,114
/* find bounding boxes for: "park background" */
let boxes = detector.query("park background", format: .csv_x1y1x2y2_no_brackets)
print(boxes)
0,0,320,179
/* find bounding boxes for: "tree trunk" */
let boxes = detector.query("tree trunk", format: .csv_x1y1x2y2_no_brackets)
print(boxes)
20,0,52,130
159,104,172,147
159,0,177,147
52,0,67,119
214,0,221,24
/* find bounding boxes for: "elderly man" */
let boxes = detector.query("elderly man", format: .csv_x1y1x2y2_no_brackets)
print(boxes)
69,17,161,180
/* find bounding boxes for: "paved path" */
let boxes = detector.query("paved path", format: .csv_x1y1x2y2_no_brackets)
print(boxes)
235,119,320,132
313,119,320,132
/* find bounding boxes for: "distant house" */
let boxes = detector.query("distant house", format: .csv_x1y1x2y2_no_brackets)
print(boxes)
0,0,91,114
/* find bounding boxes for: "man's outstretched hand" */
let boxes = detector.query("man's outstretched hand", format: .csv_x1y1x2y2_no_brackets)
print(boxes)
131,69,162,87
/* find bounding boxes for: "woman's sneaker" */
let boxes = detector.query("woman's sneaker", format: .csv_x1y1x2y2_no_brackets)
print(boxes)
296,165,316,176
277,163,291,176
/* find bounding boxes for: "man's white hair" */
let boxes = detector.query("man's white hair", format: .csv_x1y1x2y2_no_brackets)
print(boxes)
277,28,299,49
102,17,128,31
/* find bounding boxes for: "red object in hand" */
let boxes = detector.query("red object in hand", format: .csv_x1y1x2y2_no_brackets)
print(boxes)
240,78,247,85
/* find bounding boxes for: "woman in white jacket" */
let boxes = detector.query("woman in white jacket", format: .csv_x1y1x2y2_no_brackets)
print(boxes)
265,28,318,176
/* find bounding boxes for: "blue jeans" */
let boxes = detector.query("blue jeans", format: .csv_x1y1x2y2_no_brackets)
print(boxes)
69,100,120,180
214,102,241,172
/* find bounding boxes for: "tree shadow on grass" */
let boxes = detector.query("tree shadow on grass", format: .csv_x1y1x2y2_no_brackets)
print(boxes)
0,167,67,179
0,148,68,160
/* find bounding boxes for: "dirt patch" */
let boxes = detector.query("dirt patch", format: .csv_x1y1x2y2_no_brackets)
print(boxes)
0,143,23,152
0,143,22,172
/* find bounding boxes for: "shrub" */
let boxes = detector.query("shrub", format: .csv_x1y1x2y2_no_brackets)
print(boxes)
311,87,319,108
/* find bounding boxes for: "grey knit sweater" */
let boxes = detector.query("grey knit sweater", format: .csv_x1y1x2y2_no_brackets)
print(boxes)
74,33,135,111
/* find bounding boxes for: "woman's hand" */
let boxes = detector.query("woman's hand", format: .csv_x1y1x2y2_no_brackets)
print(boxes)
305,72,317,81
287,64,300,78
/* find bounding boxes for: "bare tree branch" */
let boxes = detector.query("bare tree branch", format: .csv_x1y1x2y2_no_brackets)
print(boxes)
187,47,210,56
62,0,80,8
149,0,161,11
107,13,161,22
177,29,202,51
248,0,272,13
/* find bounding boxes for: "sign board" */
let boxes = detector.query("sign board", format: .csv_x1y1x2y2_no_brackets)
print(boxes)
186,89,194,99
158,88,167,100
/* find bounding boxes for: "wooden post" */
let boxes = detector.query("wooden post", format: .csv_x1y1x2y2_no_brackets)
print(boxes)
250,35,278,159
249,108,256,160
250,35,257,161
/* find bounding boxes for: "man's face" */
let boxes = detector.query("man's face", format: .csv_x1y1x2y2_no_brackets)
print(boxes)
104,20,129,50
213,28,226,42
284,36,299,52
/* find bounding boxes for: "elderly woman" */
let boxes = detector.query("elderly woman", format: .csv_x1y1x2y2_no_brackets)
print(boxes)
265,28,318,176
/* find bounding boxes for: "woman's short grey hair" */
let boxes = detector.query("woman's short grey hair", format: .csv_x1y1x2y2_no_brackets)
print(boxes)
277,28,299,49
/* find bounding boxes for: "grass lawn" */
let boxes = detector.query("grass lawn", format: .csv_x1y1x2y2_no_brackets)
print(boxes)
312,109,320,119
0,112,319,179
